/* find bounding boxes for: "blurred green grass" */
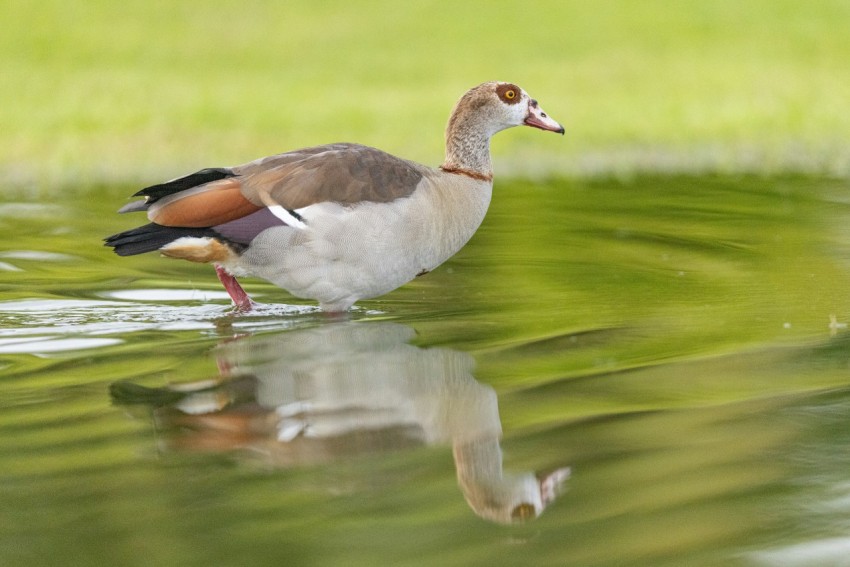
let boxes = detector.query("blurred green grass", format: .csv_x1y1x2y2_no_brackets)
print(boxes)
3,0,849,189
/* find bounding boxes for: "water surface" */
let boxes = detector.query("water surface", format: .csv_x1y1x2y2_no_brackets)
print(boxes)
2,175,850,566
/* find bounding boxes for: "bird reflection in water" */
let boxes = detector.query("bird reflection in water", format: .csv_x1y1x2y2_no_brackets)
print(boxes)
111,322,570,524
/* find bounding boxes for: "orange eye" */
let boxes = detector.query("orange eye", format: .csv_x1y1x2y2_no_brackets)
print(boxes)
497,84,522,104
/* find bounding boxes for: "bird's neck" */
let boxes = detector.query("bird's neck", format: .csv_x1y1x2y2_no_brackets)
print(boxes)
441,113,494,180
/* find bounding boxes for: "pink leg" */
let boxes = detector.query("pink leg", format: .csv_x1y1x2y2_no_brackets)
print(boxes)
215,264,255,312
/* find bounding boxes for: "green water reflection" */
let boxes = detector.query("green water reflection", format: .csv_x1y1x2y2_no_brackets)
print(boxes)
111,322,571,524
1,175,850,566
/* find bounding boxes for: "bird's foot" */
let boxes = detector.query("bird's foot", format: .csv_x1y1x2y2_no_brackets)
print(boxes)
215,264,256,312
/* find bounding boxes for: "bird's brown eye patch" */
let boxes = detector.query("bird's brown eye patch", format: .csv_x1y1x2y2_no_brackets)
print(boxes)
496,83,522,105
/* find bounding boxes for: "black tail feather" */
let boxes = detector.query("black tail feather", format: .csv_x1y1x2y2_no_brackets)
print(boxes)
104,223,220,256
133,167,235,203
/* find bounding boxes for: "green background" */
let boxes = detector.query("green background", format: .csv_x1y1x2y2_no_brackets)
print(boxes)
4,0,849,189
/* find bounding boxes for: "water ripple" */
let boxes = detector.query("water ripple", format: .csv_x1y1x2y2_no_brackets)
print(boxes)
0,295,321,354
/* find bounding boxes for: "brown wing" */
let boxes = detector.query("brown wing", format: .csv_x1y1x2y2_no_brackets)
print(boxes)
234,143,426,209
128,143,426,229
146,178,262,227
121,167,261,228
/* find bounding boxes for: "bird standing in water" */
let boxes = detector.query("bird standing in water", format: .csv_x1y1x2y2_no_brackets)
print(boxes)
105,82,564,312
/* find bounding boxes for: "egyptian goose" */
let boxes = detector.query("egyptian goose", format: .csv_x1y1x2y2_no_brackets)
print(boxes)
105,82,564,312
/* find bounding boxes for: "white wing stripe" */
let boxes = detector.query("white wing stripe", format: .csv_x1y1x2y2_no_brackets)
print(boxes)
268,205,307,230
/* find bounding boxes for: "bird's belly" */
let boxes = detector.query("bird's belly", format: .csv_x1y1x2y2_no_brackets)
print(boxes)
239,185,491,309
